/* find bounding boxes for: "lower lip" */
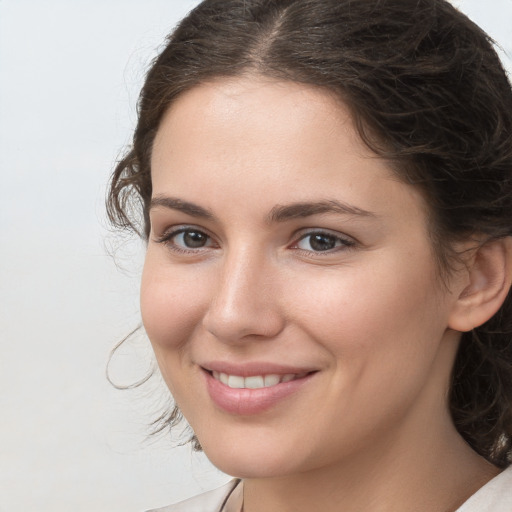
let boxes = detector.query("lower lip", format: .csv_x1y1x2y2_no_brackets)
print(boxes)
203,370,315,415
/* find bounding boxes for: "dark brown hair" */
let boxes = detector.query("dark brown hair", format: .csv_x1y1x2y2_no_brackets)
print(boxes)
107,0,512,466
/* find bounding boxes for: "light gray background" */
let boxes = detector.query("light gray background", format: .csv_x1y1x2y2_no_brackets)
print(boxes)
1,1,511,511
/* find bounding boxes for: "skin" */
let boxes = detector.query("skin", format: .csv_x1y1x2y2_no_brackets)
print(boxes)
142,77,499,512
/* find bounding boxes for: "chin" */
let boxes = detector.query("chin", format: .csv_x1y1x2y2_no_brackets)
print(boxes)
196,426,317,479
205,450,298,479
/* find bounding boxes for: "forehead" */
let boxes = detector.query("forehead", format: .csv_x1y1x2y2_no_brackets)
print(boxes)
151,76,368,168
150,76,423,223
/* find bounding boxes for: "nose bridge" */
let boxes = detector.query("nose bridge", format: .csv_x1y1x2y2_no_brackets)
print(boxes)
202,244,284,342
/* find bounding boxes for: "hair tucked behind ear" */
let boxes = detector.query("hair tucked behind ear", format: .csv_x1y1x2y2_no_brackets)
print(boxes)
107,0,512,465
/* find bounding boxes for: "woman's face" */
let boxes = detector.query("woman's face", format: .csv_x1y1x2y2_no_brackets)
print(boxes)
142,77,463,478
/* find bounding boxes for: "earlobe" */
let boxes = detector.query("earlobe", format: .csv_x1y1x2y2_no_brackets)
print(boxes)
448,237,512,333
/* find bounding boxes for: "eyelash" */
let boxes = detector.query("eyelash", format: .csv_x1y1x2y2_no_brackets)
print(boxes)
154,226,217,254
154,226,356,256
292,230,356,255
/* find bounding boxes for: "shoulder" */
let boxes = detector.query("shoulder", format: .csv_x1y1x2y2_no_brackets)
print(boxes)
456,466,512,512
146,479,241,512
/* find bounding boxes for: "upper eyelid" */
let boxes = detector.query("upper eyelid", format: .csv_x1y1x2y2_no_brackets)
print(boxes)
157,226,352,239
291,227,355,243
154,224,213,239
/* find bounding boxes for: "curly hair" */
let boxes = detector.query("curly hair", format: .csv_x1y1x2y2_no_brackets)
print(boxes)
107,0,512,466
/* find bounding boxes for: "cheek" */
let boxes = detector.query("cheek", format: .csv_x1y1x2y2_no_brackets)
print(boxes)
140,255,215,404
286,250,446,371
280,256,450,454
140,253,209,356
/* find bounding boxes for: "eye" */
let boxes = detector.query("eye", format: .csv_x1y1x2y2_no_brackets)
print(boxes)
154,227,215,252
294,231,354,252
174,229,210,248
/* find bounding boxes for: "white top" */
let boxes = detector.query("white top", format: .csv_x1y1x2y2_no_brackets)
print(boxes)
455,466,512,511
146,480,241,512
148,465,512,512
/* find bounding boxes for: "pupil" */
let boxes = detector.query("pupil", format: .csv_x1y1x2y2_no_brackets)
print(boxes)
310,234,335,251
183,231,207,248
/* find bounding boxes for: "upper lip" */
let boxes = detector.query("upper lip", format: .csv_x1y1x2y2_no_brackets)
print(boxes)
200,361,317,377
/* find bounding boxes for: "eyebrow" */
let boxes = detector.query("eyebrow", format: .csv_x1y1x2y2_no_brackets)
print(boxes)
149,195,376,222
150,195,215,220
268,200,376,222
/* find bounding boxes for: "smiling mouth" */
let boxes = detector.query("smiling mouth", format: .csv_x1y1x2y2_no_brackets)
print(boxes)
203,367,317,414
210,371,311,389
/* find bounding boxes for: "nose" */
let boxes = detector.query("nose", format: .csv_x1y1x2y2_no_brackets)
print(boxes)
202,249,285,343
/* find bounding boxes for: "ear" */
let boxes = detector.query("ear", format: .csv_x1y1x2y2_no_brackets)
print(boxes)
448,237,512,332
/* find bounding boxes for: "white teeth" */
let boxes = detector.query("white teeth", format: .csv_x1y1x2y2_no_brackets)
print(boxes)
245,376,264,389
212,371,303,389
264,374,280,387
227,375,245,388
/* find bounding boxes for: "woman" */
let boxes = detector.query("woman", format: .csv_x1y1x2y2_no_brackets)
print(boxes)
107,0,512,510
